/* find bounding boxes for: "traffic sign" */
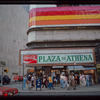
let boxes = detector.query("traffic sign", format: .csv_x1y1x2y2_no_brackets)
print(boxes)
0,61,6,67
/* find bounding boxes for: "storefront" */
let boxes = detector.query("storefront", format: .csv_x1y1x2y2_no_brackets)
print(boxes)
19,47,96,82
96,64,100,83
84,66,96,83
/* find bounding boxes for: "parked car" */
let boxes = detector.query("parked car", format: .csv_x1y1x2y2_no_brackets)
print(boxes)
0,75,11,85
13,75,23,82
0,85,18,96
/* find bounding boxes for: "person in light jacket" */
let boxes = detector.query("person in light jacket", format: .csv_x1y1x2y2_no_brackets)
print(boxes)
23,75,27,90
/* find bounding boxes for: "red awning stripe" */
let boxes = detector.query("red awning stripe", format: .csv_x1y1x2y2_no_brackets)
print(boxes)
29,10,100,18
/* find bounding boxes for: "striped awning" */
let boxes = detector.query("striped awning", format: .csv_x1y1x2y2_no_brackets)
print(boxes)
29,6,100,28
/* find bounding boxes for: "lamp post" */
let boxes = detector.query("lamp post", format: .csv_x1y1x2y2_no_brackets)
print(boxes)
19,67,21,84
0,61,6,85
22,62,25,90
0,67,4,85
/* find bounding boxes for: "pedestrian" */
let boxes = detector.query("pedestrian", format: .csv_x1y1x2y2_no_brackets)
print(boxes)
42,75,47,88
89,74,92,86
31,75,35,88
60,74,62,87
82,74,86,86
53,74,58,87
77,75,80,84
92,78,94,85
27,75,32,90
61,75,65,88
51,74,55,88
86,74,90,86
69,73,74,89
80,74,83,87
65,75,69,89
23,75,27,90
34,75,36,86
60,74,63,88
75,75,78,85
26,77,29,90
48,74,54,90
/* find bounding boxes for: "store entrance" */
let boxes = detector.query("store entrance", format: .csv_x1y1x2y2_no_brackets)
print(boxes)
51,67,68,84
69,70,84,85
84,69,95,83
51,69,61,84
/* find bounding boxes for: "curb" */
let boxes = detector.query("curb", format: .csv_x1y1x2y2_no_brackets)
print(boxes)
18,90,100,93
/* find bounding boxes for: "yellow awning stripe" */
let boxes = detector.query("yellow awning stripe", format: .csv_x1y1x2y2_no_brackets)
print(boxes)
29,14,100,23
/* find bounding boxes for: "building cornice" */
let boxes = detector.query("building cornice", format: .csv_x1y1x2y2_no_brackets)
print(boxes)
26,39,100,49
27,26,100,35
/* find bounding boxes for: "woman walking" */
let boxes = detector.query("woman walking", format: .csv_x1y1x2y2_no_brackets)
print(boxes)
69,73,74,89
65,75,69,89
60,74,65,88
82,74,86,86
80,74,83,87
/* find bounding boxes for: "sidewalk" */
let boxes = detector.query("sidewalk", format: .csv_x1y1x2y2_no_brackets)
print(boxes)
4,81,100,93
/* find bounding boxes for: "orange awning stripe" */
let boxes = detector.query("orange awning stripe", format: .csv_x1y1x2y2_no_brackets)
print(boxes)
29,19,100,27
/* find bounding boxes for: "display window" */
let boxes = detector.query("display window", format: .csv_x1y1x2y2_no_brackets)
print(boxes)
84,70,94,74
97,68,100,83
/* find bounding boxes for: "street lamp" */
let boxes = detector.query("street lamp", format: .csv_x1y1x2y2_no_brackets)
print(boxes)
19,67,21,84
0,68,4,85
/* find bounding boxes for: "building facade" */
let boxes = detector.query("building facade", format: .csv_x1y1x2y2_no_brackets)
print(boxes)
0,5,29,80
21,4,100,83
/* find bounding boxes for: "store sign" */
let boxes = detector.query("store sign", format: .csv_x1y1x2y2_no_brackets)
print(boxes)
23,53,94,64
23,55,37,64
36,66,42,69
0,61,6,67
27,69,34,72
52,66,64,68
67,66,84,70
84,67,96,70
97,64,100,68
